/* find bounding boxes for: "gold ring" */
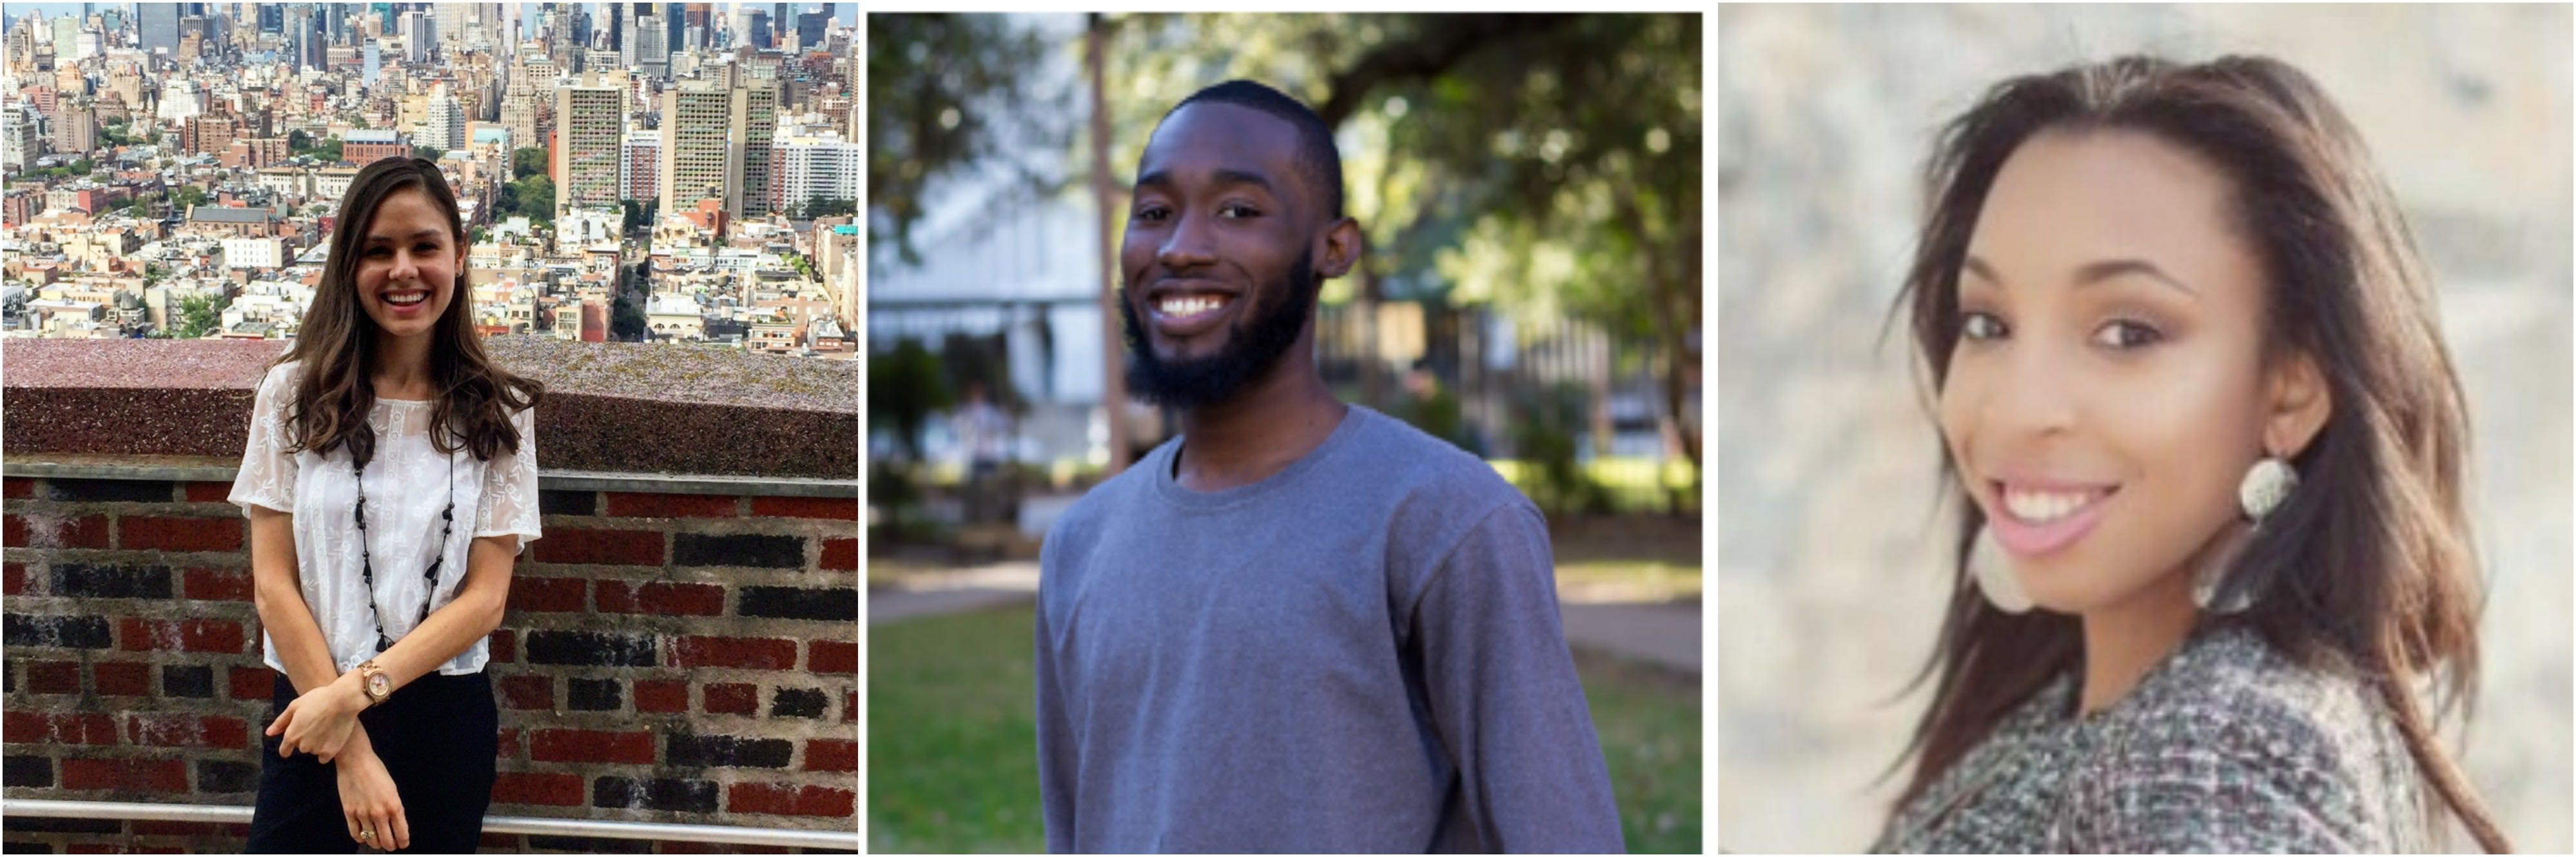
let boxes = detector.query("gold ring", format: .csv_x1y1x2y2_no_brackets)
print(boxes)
360,829,373,840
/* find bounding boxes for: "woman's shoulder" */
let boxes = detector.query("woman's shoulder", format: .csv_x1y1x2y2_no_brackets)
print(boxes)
2114,624,2383,747
2066,624,2415,851
259,359,304,389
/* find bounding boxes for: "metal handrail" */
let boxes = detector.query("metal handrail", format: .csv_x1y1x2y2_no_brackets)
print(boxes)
1,799,859,851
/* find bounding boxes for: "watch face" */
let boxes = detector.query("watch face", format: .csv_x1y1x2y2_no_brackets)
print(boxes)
367,673,390,698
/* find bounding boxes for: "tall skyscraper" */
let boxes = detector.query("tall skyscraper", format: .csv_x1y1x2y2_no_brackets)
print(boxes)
635,14,668,79
364,42,380,84
435,4,465,55
422,86,464,150
284,8,306,71
795,9,827,54
400,11,433,64
659,77,728,213
53,17,81,61
741,8,770,50
139,3,179,57
553,70,627,218
302,10,327,72
659,70,777,216
546,5,585,72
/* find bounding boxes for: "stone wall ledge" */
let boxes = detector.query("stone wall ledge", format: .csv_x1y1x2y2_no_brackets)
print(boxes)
1,339,856,481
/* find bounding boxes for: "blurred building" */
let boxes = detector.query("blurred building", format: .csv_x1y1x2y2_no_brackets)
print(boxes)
139,3,179,57
400,10,433,64
621,128,659,203
769,128,856,215
342,128,409,166
50,100,93,157
658,76,728,212
552,70,627,218
421,86,465,151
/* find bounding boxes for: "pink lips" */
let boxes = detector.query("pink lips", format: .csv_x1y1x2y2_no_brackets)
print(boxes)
1985,480,2118,559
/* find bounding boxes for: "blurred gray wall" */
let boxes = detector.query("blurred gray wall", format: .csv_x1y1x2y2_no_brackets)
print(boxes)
1715,4,2571,852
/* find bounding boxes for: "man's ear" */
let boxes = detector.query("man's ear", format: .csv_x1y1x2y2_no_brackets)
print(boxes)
1316,216,1362,280
2264,349,2332,459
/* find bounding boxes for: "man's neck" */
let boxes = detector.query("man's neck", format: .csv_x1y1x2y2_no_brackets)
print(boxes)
1172,355,1347,493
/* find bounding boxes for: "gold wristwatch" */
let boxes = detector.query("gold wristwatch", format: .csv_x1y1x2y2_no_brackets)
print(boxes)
355,660,392,707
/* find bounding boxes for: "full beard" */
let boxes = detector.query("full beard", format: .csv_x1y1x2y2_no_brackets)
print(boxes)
1118,251,1318,411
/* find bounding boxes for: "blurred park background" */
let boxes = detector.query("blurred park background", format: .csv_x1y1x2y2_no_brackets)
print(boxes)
865,12,1704,854
1718,3,2570,853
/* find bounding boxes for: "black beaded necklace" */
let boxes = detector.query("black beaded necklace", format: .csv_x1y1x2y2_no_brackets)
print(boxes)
351,435,454,653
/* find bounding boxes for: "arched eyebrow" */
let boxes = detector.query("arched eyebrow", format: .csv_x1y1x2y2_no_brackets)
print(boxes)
1962,255,2198,298
366,229,447,244
1134,168,1278,197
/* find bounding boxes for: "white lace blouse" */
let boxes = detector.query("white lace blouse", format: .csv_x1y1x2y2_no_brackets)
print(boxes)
228,360,542,676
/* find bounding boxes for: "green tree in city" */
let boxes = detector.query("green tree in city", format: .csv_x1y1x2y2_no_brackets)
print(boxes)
497,175,556,224
170,292,229,339
621,199,656,234
610,293,647,340
866,14,1059,266
803,198,857,219
415,145,444,162
512,147,548,180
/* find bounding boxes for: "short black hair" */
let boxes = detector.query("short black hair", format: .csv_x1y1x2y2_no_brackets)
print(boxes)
1164,79,1345,219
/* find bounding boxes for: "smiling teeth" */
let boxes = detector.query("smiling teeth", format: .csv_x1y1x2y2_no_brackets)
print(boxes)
1156,295,1227,318
2004,488,2104,523
385,292,427,306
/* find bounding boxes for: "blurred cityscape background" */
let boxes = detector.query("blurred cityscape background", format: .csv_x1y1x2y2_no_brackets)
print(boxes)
1717,3,2571,852
866,12,1704,854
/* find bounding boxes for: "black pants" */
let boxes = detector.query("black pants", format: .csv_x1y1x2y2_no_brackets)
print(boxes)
246,671,497,854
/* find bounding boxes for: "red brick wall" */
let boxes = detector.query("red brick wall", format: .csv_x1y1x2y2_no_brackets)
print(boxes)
2,475,857,854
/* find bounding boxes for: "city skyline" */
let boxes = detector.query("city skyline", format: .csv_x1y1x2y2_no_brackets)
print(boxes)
0,3,861,34
1,0,859,353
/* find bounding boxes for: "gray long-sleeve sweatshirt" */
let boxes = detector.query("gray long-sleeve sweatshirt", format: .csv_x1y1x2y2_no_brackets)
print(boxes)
1035,404,1625,854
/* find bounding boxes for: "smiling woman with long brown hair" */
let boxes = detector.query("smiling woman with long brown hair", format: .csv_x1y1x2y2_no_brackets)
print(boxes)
1873,55,2510,852
228,157,543,852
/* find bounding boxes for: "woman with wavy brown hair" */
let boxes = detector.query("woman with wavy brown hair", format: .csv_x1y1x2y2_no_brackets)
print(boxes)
1873,56,2510,852
229,157,543,852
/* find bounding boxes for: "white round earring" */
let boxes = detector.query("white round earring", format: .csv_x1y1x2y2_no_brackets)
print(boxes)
2238,456,2298,520
2194,455,2299,613
1968,525,2033,614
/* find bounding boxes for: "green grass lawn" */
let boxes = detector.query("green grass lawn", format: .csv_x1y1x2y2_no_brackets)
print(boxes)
868,606,1702,853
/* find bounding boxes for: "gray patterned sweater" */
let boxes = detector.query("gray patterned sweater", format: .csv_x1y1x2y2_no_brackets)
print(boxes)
1873,624,2433,853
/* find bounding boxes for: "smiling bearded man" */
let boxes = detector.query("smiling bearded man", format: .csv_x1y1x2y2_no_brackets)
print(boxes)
1033,79,1625,854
